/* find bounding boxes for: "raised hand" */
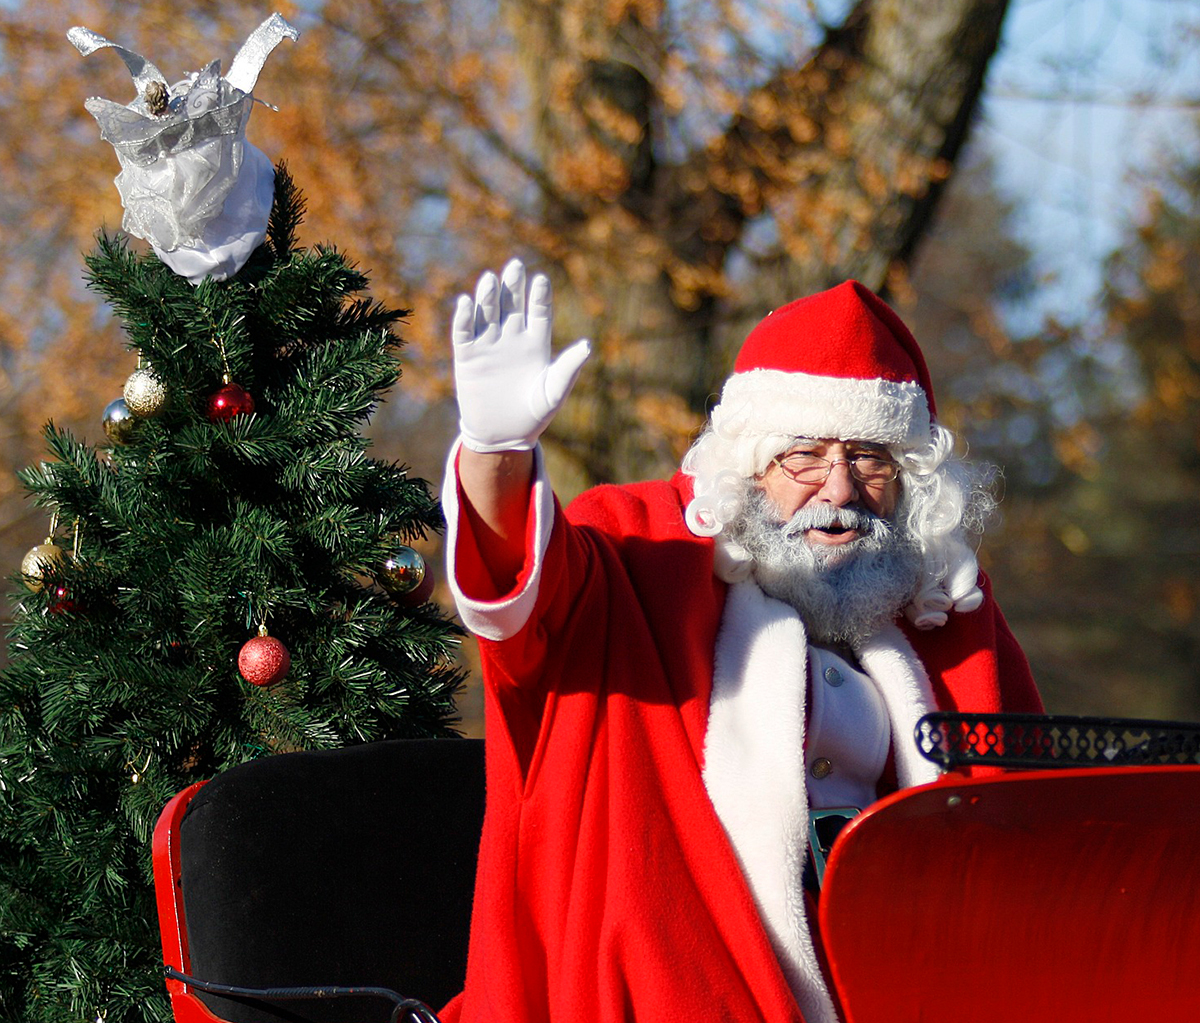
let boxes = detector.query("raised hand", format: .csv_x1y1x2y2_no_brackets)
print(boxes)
452,258,591,453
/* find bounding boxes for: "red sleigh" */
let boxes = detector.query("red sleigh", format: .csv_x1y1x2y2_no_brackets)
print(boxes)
820,713,1200,1021
152,714,1200,1023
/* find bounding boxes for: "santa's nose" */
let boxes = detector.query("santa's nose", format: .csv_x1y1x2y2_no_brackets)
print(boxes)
816,459,860,506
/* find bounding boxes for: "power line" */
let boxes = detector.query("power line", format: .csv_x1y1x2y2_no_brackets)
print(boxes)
989,86,1200,109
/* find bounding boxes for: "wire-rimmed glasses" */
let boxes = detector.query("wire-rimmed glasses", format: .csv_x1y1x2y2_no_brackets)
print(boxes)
771,450,900,486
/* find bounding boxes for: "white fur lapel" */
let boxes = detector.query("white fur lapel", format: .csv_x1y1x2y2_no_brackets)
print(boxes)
702,589,941,1021
702,580,837,1023
854,624,941,789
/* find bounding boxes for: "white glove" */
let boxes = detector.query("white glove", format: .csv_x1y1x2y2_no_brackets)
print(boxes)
452,258,592,453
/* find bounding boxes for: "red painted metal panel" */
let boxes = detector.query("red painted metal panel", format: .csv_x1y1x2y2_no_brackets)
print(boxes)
819,766,1200,1022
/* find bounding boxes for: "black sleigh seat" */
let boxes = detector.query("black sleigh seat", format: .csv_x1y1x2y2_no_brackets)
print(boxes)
153,737,486,1023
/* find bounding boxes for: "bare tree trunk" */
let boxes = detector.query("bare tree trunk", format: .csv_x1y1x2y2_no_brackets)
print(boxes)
503,0,1011,487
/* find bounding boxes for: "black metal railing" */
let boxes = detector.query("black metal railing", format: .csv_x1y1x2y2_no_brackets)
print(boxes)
916,712,1200,771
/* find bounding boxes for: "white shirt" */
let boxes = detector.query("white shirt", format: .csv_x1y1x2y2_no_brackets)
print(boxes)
805,645,891,811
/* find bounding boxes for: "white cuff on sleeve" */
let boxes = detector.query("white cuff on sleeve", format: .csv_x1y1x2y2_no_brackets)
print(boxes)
442,437,556,641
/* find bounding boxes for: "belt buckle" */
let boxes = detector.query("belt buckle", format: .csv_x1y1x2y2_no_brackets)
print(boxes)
807,807,860,893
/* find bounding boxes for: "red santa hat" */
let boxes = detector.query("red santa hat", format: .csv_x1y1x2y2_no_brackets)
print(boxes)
714,281,935,448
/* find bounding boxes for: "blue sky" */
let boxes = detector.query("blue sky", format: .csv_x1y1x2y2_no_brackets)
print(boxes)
980,0,1200,322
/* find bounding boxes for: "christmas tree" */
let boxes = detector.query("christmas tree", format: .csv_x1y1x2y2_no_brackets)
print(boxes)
0,18,464,1023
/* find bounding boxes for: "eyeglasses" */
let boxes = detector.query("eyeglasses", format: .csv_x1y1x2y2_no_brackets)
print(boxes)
771,450,900,486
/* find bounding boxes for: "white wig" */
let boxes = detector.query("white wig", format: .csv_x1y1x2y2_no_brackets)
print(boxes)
681,421,995,630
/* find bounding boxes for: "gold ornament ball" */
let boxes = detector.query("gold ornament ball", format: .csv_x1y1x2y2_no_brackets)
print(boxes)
102,398,138,444
21,541,66,591
378,546,426,595
123,367,168,417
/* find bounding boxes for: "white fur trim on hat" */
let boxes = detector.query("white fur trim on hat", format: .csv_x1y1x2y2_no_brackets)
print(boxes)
712,368,931,447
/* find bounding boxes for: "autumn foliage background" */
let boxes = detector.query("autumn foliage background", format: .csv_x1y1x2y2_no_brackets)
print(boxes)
2,0,1200,729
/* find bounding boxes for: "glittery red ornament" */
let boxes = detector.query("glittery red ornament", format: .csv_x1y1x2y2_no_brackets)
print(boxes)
238,628,290,687
207,381,256,422
48,584,80,614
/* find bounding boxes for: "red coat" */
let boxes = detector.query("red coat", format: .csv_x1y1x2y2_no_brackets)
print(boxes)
441,465,1042,1023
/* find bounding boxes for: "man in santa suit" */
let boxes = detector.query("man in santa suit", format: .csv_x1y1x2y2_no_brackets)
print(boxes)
439,259,1043,1023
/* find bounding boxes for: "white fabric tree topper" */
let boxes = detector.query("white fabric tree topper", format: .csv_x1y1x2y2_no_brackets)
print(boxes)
69,14,298,284
452,259,592,453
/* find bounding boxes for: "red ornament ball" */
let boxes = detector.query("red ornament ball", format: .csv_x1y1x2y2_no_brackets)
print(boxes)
238,632,291,687
207,382,256,422
48,584,80,614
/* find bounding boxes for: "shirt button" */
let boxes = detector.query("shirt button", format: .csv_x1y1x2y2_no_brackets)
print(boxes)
811,757,833,780
824,666,844,687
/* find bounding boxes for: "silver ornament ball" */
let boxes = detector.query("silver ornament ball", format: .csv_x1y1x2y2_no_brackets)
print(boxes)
378,545,426,595
102,397,138,444
123,367,168,417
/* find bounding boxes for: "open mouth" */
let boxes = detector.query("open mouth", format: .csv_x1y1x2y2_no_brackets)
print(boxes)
780,503,876,545
804,520,863,545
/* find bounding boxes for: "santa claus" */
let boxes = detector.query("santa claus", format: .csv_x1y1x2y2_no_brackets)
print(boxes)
439,259,1043,1023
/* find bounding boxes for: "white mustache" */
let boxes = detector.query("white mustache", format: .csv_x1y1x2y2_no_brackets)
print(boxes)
783,504,881,538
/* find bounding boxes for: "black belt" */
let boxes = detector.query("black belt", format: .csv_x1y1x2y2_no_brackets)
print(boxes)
805,807,860,895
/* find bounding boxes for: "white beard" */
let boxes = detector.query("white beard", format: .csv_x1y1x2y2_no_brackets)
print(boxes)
728,489,922,646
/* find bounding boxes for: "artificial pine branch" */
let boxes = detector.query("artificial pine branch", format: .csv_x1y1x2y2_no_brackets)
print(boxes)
266,162,306,260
